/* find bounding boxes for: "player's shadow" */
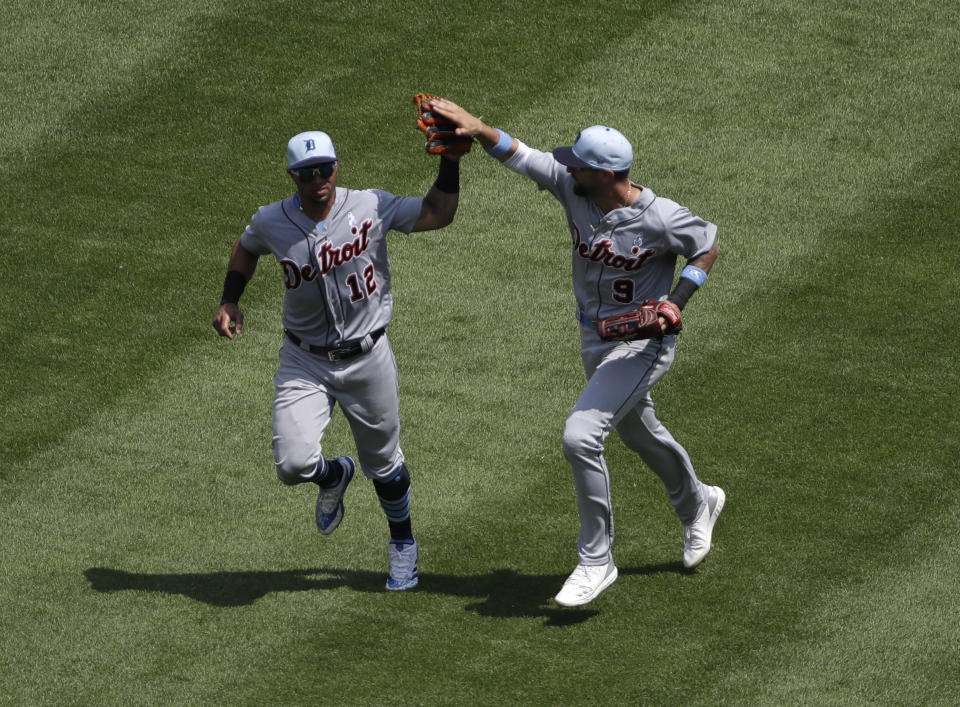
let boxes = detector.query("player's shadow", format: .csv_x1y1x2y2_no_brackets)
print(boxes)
84,563,681,626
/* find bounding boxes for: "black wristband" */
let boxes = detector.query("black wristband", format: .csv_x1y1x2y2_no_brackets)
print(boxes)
433,157,460,194
220,270,247,305
666,278,698,311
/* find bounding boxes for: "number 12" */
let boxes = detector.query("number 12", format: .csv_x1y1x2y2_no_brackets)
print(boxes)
346,265,378,302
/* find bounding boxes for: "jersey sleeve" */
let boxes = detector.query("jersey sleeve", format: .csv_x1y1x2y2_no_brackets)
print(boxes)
500,141,573,200
663,202,718,260
370,190,423,234
239,207,274,255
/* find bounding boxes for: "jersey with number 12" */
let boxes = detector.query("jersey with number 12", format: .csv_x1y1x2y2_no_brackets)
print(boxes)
240,187,422,347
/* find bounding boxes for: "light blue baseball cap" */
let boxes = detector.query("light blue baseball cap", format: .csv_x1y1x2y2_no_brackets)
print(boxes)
553,125,634,172
287,131,337,169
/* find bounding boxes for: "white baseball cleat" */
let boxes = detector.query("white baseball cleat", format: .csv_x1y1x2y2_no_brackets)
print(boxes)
315,457,355,535
554,561,618,607
682,485,726,568
386,540,419,591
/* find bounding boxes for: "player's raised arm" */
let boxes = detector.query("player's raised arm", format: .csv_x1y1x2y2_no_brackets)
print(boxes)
411,153,462,232
212,237,259,340
428,98,518,161
409,93,473,233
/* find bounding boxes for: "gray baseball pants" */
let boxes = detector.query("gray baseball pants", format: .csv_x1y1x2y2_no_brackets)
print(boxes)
562,329,706,565
272,334,405,483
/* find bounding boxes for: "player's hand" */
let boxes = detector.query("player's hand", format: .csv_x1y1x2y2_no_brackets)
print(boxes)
212,303,244,340
428,98,485,138
655,301,682,335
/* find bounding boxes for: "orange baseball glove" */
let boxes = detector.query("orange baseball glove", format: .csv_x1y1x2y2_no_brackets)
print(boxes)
412,93,473,155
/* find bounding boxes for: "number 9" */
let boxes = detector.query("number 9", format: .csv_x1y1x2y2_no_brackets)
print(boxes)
612,279,634,303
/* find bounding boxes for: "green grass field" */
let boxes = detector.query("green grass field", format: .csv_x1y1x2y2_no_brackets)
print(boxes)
2,0,958,704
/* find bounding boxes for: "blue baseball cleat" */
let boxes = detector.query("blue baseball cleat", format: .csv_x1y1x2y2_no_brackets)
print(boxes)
315,457,355,535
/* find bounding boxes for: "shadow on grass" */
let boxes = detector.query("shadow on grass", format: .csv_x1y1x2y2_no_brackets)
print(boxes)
84,562,682,626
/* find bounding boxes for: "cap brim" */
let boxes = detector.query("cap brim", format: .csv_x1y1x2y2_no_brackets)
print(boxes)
552,146,592,169
289,156,337,170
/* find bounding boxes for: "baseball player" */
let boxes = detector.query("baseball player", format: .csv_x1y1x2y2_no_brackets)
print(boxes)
212,127,464,590
430,99,725,607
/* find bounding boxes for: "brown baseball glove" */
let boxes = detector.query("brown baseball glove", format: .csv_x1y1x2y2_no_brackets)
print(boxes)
597,301,682,341
413,93,473,155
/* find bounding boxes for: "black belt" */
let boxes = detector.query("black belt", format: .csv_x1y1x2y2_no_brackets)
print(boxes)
285,328,386,362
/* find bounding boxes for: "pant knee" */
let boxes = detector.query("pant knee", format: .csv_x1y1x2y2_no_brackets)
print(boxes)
275,463,303,485
274,455,318,486
562,415,602,462
273,434,323,485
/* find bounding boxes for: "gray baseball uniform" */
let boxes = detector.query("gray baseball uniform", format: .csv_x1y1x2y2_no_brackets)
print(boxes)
502,141,717,565
240,186,421,481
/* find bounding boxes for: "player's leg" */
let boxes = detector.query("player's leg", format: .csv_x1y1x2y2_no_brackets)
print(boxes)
330,335,405,479
273,341,356,534
375,463,418,591
615,397,705,523
330,335,417,590
562,338,674,562
273,342,337,483
555,336,671,605
615,373,724,568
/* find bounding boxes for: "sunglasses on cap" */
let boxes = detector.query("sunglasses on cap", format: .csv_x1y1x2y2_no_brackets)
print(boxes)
293,162,336,180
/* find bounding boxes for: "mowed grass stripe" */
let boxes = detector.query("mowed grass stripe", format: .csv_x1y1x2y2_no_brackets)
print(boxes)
0,330,418,703
643,2,959,699
0,2,225,164
716,503,960,705
0,0,254,470
0,0,389,464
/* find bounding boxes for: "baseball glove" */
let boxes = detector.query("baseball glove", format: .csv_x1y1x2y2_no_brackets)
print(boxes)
597,301,682,341
412,93,473,155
